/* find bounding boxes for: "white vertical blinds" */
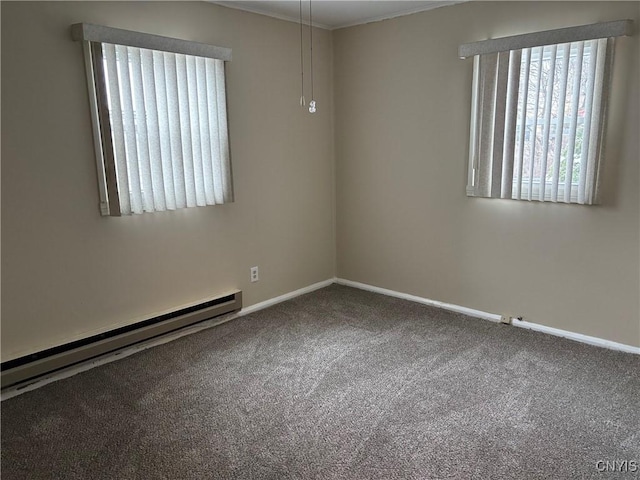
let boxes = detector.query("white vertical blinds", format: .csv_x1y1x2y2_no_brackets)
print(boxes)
101,44,232,215
461,20,634,205
467,38,613,204
72,23,233,216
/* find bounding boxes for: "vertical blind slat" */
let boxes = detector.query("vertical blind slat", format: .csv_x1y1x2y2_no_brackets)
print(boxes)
205,59,224,204
129,47,155,211
477,53,498,198
115,45,143,214
514,48,531,200
527,46,544,201
164,52,187,209
215,61,233,201
175,54,197,208
550,43,571,202
564,41,585,203
586,38,610,205
539,44,557,201
490,51,510,198
151,50,176,210
501,50,521,199
467,56,481,195
103,44,131,215
185,56,206,206
140,48,167,211
196,57,215,205
577,40,598,204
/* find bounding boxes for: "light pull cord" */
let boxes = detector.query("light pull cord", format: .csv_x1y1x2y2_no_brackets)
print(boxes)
299,0,305,107
308,0,316,114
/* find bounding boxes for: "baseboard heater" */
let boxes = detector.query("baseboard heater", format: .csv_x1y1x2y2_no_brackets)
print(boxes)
1,290,242,390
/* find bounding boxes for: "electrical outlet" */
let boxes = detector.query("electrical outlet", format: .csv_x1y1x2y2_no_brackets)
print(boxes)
250,266,259,283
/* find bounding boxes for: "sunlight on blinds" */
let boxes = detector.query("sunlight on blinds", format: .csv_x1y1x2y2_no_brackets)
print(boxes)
467,38,613,204
101,44,232,215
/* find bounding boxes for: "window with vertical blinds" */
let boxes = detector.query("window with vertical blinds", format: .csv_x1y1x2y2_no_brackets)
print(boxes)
72,24,233,216
460,20,633,205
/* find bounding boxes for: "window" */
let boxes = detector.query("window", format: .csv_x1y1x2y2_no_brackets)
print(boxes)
460,20,633,204
72,24,233,215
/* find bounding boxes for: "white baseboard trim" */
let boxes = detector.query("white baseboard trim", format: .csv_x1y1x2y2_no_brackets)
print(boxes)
5,276,635,400
239,278,336,316
335,278,502,323
1,278,336,400
512,318,640,355
336,278,639,355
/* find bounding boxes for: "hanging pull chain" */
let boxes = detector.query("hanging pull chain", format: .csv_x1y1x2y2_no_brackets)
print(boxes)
308,0,316,114
299,0,305,107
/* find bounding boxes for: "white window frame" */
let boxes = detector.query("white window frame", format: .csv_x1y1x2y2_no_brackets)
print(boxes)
72,23,233,216
459,20,634,205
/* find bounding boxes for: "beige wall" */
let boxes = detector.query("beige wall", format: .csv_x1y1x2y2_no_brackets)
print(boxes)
1,1,335,361
334,2,640,347
3,1,639,362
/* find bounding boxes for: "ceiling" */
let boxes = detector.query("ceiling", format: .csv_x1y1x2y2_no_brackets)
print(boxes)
211,1,463,30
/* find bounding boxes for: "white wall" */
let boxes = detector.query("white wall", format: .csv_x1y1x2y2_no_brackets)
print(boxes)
334,1,640,347
1,1,335,361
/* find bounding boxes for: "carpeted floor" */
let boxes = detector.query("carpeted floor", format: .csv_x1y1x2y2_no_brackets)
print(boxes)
1,285,639,479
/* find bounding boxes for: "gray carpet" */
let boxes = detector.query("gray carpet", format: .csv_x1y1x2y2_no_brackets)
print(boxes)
1,285,639,479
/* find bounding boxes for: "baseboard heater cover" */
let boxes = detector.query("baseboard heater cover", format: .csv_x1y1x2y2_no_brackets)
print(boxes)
1,290,242,390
